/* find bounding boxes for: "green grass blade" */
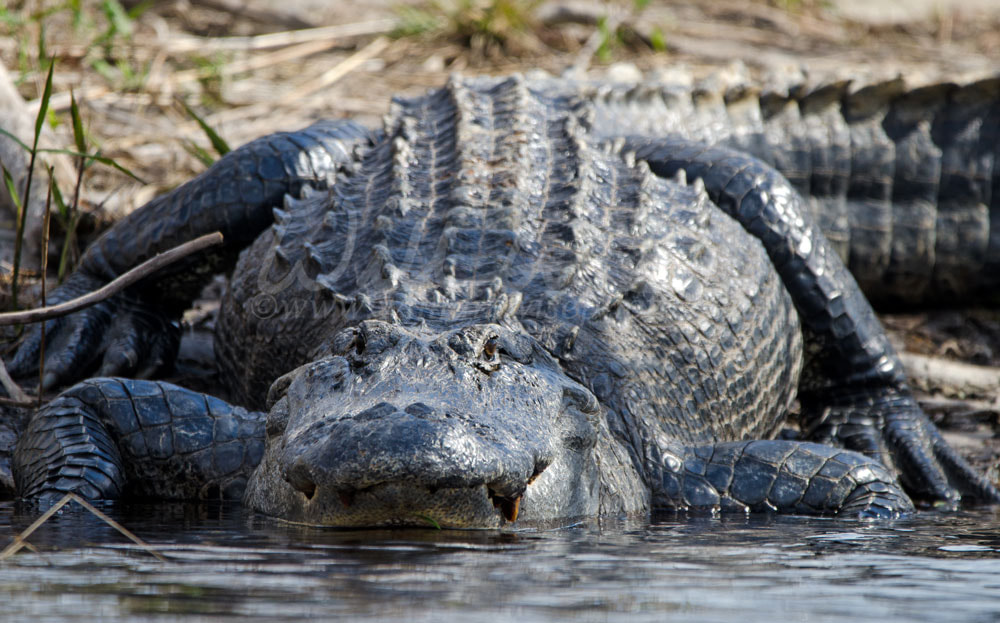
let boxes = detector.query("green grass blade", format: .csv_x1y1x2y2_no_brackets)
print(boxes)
0,135,138,181
126,0,154,19
1,165,22,214
179,99,230,157
70,90,87,154
37,22,48,64
0,127,31,153
50,173,68,222
87,152,146,183
32,61,55,151
100,0,133,39
3,164,23,311
10,59,53,311
415,514,442,530
183,140,216,167
8,146,147,184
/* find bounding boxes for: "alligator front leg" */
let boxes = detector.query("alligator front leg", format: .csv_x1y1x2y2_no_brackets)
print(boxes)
14,378,265,501
632,138,1000,507
652,440,913,518
5,120,372,389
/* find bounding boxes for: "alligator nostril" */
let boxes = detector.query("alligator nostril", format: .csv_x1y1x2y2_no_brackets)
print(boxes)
527,462,548,485
296,479,317,500
482,335,498,359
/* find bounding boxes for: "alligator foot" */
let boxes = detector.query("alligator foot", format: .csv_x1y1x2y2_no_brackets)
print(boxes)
802,386,1000,508
652,440,914,518
5,273,180,390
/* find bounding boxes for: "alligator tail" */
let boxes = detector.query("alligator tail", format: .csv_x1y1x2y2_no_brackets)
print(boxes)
586,75,1000,307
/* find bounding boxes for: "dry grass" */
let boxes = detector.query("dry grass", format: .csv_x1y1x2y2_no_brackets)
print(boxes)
1,0,997,240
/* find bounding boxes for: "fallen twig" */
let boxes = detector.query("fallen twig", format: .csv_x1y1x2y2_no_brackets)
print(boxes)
0,232,223,326
187,0,317,29
187,37,392,129
279,37,391,104
917,394,999,417
0,358,30,403
166,19,397,53
0,395,37,408
0,492,167,562
901,351,1000,398
167,38,345,87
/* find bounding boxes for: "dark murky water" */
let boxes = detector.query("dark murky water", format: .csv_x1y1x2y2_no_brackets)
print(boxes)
1,501,999,623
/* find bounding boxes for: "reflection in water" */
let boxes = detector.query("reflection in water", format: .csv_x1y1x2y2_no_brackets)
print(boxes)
1,501,999,622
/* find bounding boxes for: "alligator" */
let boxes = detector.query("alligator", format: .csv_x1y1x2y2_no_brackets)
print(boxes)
5,73,1000,528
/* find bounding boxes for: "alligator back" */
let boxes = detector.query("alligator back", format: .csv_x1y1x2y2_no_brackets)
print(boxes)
578,74,1000,307
217,75,803,450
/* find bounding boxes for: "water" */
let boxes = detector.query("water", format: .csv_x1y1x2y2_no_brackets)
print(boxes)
1,501,999,623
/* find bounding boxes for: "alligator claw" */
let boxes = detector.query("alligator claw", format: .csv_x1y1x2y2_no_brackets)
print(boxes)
4,272,180,391
803,388,1000,507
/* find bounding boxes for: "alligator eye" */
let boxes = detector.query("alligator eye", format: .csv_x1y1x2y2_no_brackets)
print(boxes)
483,336,499,359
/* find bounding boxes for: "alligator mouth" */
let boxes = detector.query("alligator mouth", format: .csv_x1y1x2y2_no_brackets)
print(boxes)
282,454,549,527
289,482,532,528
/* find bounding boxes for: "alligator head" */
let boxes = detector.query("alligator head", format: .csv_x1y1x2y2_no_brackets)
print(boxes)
243,319,603,528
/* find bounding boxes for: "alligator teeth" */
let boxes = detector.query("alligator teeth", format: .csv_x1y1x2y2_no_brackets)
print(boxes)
492,494,522,523
338,490,355,508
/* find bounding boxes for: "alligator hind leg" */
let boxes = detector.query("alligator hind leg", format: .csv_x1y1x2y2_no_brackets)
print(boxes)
651,440,913,518
632,138,1000,507
14,378,265,501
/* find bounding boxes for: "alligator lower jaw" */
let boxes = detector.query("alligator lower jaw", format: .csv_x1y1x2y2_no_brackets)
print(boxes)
278,483,520,529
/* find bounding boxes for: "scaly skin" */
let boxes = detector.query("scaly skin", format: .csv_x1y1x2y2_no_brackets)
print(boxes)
582,76,1000,307
15,378,264,501
7,74,1000,526
6,120,373,387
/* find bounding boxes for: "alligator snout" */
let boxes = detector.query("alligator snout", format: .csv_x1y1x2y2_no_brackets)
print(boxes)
243,323,602,528
278,400,552,526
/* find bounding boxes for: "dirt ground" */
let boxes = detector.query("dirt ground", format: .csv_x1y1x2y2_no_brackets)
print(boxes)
0,0,998,497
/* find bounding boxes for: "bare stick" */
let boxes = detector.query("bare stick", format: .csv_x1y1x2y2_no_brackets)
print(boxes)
167,38,343,87
918,394,999,416
187,0,316,29
187,38,391,130
0,395,37,408
901,351,1000,398
0,358,30,403
278,37,391,104
167,19,396,53
0,492,167,562
0,493,70,560
0,232,223,326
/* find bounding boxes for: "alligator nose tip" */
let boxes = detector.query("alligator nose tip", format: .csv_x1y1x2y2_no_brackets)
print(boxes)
284,460,318,500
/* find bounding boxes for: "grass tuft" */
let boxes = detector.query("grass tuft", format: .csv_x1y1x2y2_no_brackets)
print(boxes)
394,0,544,55
9,59,54,312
